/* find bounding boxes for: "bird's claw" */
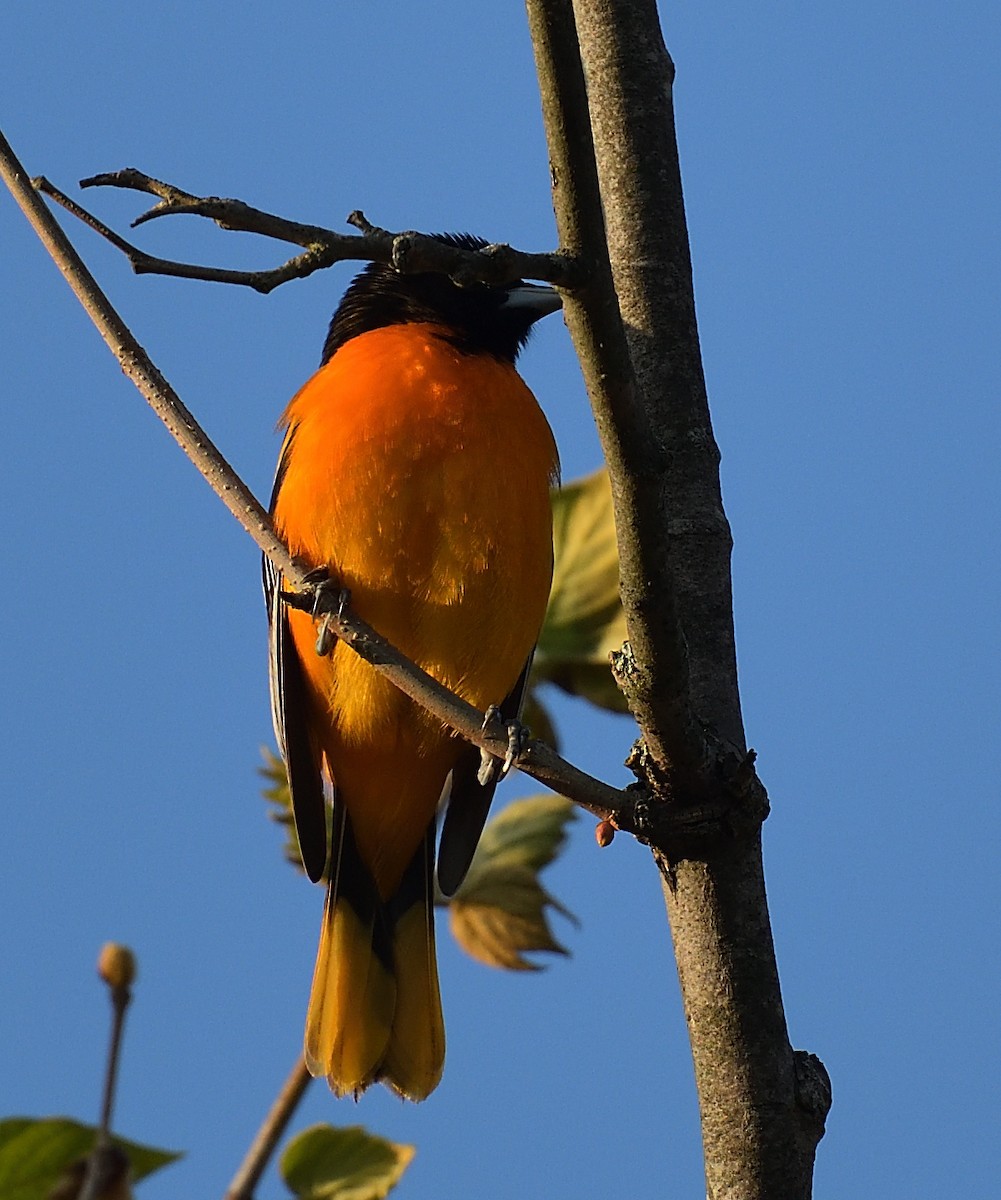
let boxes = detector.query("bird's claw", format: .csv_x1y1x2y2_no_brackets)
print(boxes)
477,705,529,786
301,568,351,656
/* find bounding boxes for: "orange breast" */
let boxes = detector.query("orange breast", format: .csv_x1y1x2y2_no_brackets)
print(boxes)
273,323,558,894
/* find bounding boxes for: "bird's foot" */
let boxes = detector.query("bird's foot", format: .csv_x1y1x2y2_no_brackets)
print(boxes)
477,705,530,786
296,567,351,656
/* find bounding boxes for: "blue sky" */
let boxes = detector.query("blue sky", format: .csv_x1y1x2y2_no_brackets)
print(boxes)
3,3,1000,1197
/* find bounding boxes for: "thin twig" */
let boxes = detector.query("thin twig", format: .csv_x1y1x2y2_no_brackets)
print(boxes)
32,174,333,293
1,130,297,577
32,167,585,293
225,1057,313,1200
97,987,130,1144
0,125,629,827
79,946,136,1200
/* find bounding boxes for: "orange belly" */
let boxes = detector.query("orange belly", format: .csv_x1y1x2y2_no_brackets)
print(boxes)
273,322,558,895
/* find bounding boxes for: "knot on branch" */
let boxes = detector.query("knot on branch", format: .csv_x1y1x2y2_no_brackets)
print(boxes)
616,728,770,859
794,1050,833,1136
609,638,638,697
390,233,515,288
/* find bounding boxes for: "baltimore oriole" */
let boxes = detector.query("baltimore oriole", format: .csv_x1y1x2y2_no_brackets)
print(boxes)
265,234,560,1100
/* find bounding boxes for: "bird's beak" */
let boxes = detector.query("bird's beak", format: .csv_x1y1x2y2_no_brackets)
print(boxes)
502,283,562,317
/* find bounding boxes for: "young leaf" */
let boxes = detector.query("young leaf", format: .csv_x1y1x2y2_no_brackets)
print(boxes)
471,794,576,873
0,1117,179,1200
447,795,578,970
280,1124,414,1200
536,468,629,712
448,863,574,971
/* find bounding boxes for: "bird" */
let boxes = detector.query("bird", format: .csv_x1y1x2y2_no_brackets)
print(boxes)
265,234,561,1100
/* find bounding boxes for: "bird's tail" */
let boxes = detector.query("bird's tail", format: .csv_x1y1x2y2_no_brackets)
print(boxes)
304,814,445,1100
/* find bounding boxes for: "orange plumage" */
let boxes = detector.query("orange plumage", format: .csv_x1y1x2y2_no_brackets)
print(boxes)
266,238,559,1099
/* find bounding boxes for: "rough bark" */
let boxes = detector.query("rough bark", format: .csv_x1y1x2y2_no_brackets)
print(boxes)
527,1,831,1195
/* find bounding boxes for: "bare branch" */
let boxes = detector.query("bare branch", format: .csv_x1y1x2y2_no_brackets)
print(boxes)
525,0,709,795
288,585,629,824
33,175,327,292
542,2,830,1194
571,0,743,752
225,1057,312,1200
0,130,299,579
80,945,136,1200
32,165,586,293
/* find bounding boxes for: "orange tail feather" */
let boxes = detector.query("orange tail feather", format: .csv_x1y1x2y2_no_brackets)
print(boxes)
304,818,444,1100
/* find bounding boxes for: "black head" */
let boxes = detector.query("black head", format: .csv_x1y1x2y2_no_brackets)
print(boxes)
320,233,560,366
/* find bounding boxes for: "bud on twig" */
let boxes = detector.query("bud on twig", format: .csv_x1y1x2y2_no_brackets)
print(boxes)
79,943,138,1200
97,943,137,992
595,819,616,847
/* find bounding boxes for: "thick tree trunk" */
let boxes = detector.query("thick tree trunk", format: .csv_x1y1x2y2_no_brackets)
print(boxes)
526,1,831,1194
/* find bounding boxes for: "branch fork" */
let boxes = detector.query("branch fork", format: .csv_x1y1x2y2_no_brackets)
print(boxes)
34,168,585,293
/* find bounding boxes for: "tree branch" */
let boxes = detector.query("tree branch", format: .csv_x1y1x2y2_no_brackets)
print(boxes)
537,2,830,1195
0,125,627,831
225,1056,312,1200
32,174,336,293
295,586,629,823
80,945,136,1200
524,0,709,795
34,168,585,293
571,0,742,750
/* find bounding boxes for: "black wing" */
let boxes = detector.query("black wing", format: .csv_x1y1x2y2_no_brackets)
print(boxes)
435,653,535,897
264,432,329,884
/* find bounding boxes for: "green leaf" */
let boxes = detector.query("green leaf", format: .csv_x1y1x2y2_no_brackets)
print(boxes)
536,467,629,712
471,794,576,873
280,1124,414,1200
448,795,577,971
448,863,574,971
0,1117,179,1200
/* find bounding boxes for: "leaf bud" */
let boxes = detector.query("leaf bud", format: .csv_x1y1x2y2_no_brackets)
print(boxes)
595,820,616,848
97,942,137,990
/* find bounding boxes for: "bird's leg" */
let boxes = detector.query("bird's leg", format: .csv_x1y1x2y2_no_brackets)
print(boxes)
307,569,351,656
477,705,530,785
